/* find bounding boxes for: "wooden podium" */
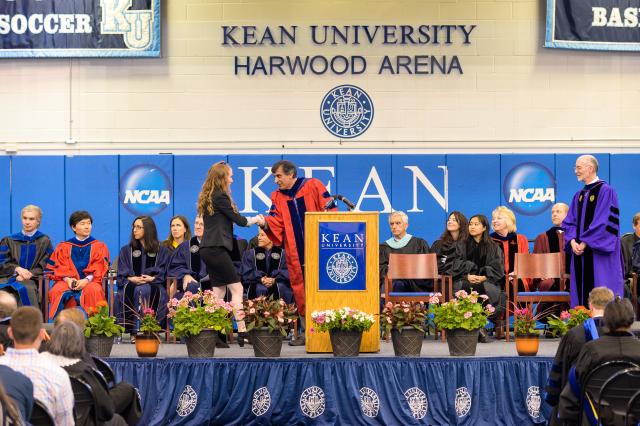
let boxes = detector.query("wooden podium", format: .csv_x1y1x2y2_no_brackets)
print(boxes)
304,212,380,353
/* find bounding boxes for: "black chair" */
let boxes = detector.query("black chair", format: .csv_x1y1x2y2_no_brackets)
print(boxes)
578,360,640,425
626,389,640,426
29,399,55,426
92,355,115,388
70,376,98,426
90,367,110,392
597,367,640,425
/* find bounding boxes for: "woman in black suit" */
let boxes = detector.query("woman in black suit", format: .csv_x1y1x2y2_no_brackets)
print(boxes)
197,161,260,344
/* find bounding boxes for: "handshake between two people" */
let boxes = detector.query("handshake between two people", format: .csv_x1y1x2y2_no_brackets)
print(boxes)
246,214,266,227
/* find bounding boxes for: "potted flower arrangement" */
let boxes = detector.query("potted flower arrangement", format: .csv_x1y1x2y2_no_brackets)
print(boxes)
167,290,233,358
546,306,591,338
310,307,375,357
511,303,557,356
381,301,428,357
136,307,162,357
84,300,124,357
243,296,297,357
428,290,495,356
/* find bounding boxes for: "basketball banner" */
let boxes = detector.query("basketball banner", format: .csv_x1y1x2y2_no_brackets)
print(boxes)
0,0,160,58
546,0,640,51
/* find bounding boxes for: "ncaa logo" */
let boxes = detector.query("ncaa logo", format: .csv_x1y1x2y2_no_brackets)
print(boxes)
120,164,172,216
503,162,556,216
320,85,374,139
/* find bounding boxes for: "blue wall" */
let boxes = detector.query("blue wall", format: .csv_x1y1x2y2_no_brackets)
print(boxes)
7,154,638,257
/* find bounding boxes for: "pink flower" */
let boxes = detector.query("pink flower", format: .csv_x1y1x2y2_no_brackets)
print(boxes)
143,307,155,316
455,290,468,299
309,327,315,333
264,312,270,317
385,302,393,308
236,311,246,320
403,308,410,313
463,311,472,319
249,308,256,314
560,310,571,321
486,304,496,313
429,295,440,304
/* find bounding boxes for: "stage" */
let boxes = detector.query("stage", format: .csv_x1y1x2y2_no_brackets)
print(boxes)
107,339,558,425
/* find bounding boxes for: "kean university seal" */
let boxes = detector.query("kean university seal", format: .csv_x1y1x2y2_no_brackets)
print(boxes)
320,85,374,139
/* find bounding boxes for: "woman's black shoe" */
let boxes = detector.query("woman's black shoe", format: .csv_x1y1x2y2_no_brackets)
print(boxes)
237,332,251,347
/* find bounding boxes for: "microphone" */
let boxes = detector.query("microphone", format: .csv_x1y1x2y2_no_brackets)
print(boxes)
336,195,356,211
323,196,337,211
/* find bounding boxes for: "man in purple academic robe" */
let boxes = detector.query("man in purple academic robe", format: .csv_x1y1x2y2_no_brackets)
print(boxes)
562,155,623,307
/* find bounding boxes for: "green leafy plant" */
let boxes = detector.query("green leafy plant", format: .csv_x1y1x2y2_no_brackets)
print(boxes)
139,307,162,335
381,301,428,335
84,301,124,338
167,290,233,338
428,290,495,331
243,296,297,336
546,306,591,337
310,307,375,333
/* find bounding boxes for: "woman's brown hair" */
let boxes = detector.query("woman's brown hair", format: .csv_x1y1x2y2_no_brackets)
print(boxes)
197,161,236,216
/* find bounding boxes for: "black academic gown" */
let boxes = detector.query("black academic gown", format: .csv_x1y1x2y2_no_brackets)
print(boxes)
379,236,431,292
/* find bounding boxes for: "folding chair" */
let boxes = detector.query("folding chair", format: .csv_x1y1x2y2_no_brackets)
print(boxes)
597,367,640,425
70,376,98,426
626,389,640,426
578,360,640,426
505,252,571,342
384,253,452,341
30,399,55,426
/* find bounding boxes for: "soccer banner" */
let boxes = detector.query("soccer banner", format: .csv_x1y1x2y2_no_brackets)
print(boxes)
546,0,640,51
0,0,160,58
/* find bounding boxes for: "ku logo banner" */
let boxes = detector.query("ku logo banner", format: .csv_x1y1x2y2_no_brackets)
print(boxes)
318,222,366,291
0,0,160,58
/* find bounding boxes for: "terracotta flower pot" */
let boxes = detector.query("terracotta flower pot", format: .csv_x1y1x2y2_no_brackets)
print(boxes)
135,333,160,357
515,335,539,356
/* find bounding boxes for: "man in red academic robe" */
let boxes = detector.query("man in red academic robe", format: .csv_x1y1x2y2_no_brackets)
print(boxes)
46,211,109,320
259,160,335,344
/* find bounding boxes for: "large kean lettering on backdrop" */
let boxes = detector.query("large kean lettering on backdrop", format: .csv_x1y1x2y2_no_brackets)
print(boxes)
546,0,640,50
0,0,160,58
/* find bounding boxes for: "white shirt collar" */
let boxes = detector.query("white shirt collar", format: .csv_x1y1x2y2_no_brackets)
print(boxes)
587,176,600,185
75,234,90,241
22,229,37,237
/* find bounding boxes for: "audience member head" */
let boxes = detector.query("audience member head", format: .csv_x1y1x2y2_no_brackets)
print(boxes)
440,211,468,244
388,211,409,240
257,228,273,249
165,215,191,247
21,204,42,234
271,160,298,191
632,212,640,238
47,321,85,359
603,297,635,332
575,155,598,183
587,287,614,316
130,216,160,253
197,161,234,216
54,307,86,329
69,210,93,239
8,307,42,347
469,214,491,244
193,215,204,239
551,203,569,227
491,206,517,235
0,291,17,319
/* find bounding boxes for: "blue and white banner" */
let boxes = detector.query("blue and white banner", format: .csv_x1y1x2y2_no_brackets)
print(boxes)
546,0,640,51
318,222,366,291
0,0,160,58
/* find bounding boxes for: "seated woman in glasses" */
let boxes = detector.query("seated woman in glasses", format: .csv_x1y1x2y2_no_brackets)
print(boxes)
116,216,170,335
47,211,110,320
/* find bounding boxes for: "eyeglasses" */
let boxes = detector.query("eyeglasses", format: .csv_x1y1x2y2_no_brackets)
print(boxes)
132,225,144,230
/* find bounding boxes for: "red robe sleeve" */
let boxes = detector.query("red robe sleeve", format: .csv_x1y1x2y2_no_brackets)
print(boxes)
85,241,110,283
264,197,285,247
47,243,77,281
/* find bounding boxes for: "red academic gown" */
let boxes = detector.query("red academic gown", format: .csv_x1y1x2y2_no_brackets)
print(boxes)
490,232,530,290
264,177,334,315
46,237,109,319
